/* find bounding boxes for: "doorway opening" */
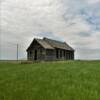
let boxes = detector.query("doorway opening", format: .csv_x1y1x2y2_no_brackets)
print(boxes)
34,50,37,60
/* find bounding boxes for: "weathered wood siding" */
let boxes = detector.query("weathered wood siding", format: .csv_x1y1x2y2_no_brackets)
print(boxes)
27,40,74,61
55,49,74,60
45,49,56,61
27,40,46,61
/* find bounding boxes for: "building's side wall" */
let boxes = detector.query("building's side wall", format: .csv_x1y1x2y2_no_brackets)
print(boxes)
45,49,56,61
56,49,65,60
45,49,74,61
55,49,74,60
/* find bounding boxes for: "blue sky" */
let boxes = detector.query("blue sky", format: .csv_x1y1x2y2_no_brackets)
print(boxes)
0,0,100,60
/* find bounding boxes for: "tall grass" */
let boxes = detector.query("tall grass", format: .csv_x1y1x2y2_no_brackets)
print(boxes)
0,61,100,100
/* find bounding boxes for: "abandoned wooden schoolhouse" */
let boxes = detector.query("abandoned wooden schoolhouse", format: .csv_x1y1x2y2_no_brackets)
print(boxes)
26,37,75,61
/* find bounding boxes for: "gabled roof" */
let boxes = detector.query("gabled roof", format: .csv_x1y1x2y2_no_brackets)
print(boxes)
43,37,74,51
35,39,54,49
27,37,74,51
27,38,54,51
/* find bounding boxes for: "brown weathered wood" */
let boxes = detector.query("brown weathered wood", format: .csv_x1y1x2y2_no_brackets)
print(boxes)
27,37,74,61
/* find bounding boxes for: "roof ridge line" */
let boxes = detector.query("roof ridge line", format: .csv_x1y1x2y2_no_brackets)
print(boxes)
43,37,65,43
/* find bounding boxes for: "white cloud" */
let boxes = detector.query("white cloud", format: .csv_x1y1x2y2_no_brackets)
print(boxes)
87,0,100,4
0,0,100,60
0,0,64,37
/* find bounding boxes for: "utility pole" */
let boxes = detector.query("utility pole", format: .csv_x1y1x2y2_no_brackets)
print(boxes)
17,44,18,61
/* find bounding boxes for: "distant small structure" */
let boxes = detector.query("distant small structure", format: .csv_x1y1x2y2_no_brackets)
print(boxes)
26,37,75,61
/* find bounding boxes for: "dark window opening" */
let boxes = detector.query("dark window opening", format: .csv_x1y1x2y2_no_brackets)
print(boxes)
66,52,69,59
60,50,62,57
64,50,66,58
56,49,59,58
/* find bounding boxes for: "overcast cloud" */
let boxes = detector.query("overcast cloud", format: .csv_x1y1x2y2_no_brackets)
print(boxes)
0,0,100,60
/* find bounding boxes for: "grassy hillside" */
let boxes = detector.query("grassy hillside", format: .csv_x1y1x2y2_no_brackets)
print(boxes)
0,61,100,100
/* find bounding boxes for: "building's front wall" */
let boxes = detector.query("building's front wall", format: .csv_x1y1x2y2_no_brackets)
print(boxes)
27,40,46,61
27,48,46,61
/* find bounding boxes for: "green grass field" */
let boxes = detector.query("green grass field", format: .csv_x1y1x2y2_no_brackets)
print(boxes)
0,61,100,100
